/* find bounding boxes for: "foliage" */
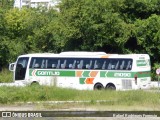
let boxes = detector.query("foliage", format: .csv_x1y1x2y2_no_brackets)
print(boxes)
0,0,160,79
0,69,13,83
135,14,160,59
58,0,131,52
120,0,160,22
0,0,14,10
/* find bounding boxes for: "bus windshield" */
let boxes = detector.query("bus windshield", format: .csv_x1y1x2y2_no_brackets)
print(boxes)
15,57,29,80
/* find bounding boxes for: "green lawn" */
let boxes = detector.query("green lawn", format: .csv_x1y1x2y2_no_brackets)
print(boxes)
0,85,160,110
0,69,160,110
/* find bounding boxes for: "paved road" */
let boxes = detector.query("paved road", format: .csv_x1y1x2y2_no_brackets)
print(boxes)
0,103,159,120
0,117,159,120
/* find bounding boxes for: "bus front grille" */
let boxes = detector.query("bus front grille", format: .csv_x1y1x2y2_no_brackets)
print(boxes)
122,80,132,89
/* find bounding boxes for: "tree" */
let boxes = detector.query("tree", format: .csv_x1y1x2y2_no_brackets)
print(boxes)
2,8,34,63
0,0,160,80
134,14,160,76
120,0,160,22
57,0,131,53
26,8,60,53
0,0,14,9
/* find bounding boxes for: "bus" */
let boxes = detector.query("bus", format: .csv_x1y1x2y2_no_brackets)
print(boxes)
9,51,151,90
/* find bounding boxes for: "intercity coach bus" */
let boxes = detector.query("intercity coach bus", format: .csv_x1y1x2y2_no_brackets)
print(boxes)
9,51,151,90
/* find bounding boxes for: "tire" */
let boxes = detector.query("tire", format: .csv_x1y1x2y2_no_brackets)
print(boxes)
31,82,39,86
106,83,116,90
94,83,104,90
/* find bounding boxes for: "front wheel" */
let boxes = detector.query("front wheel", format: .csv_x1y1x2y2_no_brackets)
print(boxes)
31,81,39,86
94,83,104,90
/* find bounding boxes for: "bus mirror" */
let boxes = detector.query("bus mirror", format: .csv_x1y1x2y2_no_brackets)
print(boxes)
9,63,15,71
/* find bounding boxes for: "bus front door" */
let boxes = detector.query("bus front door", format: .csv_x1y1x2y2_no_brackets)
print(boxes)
15,57,29,81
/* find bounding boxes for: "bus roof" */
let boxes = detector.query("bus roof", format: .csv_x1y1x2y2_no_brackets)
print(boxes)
18,52,149,59
19,53,58,57
59,51,107,56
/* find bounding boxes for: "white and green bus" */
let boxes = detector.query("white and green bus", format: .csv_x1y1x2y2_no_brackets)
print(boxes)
9,51,151,90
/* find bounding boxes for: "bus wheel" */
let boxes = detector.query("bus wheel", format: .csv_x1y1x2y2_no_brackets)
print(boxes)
94,83,104,90
31,82,39,86
105,83,116,90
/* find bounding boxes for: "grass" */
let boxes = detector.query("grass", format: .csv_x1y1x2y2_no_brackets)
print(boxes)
0,69,160,110
0,69,13,83
0,85,160,110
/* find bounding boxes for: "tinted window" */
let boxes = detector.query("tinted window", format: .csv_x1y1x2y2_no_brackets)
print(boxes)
29,57,132,70
15,57,29,80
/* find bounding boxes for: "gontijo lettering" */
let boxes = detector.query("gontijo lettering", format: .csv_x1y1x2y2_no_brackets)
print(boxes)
37,71,60,76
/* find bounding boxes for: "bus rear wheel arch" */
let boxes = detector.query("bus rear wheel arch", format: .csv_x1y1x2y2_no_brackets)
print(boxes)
94,83,104,90
105,83,116,90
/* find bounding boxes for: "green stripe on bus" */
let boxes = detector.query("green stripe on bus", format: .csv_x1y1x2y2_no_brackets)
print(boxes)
82,71,90,77
136,60,149,66
29,69,150,78
100,71,133,78
29,69,75,77
100,71,150,78
60,71,75,76
80,78,86,84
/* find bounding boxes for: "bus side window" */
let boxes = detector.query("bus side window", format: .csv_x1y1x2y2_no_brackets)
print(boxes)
111,59,119,70
94,60,103,69
31,59,36,68
34,58,42,69
56,60,60,69
47,63,52,69
111,65,115,69
72,60,76,69
121,60,130,70
107,62,112,70
89,60,93,69
126,60,132,70
61,64,65,69
77,64,81,69
94,60,98,69
30,58,41,69
41,59,45,68
77,60,83,69
47,58,55,69
102,61,106,69
65,59,75,69
61,60,66,69
45,59,48,68
34,63,40,68
80,60,84,69
115,61,120,70
69,64,73,69
85,60,93,69
86,64,90,69
52,64,56,68
120,60,125,70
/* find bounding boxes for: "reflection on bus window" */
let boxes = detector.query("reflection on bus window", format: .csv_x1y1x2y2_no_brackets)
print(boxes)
15,57,29,80
29,57,132,70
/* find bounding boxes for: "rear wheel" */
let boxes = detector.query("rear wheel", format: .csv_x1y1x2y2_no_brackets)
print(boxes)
94,83,104,90
105,83,116,90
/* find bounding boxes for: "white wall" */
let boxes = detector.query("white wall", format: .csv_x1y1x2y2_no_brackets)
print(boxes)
14,0,60,8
